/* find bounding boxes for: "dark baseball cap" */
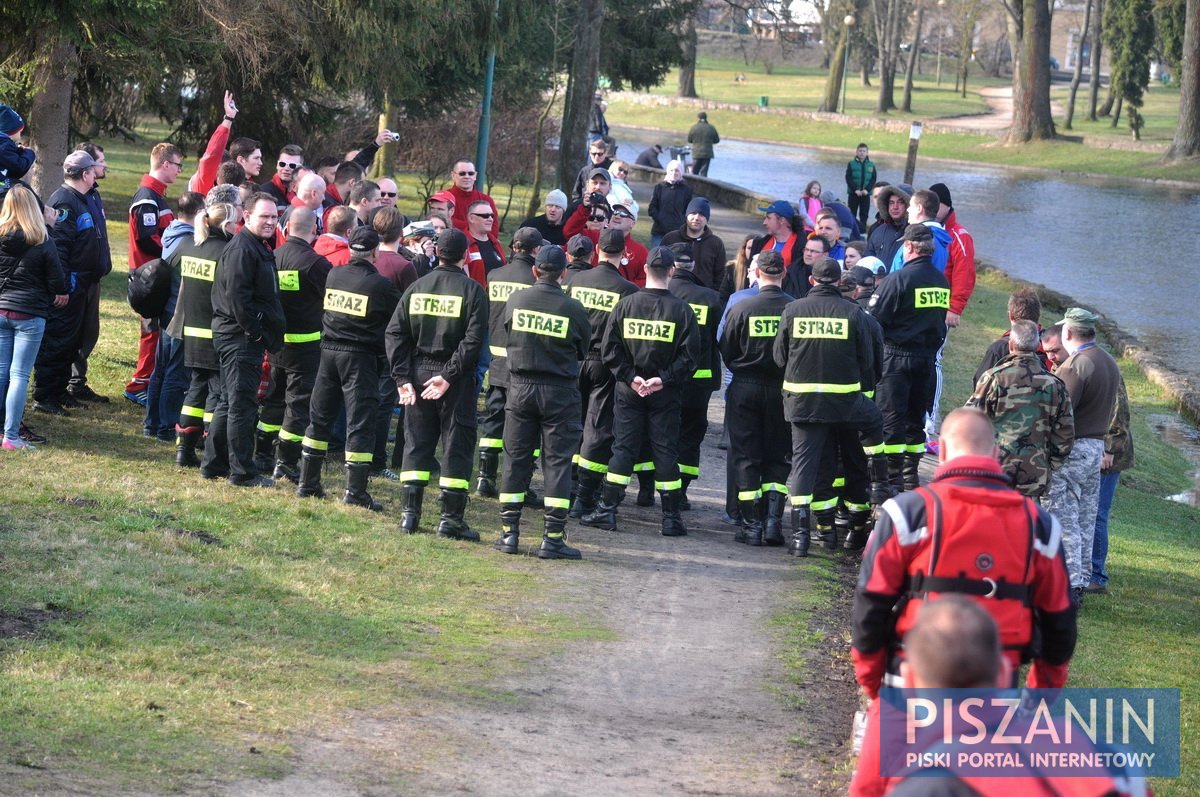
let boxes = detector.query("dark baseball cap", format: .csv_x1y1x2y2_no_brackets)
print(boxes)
348,226,380,254
511,226,543,251
847,265,876,288
901,223,934,243
598,228,625,254
534,245,567,272
757,199,795,220
756,250,785,276
812,257,842,284
435,228,469,262
646,246,675,271
567,233,594,257
588,167,612,182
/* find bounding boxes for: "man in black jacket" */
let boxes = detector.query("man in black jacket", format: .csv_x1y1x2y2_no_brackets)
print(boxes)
296,227,400,508
201,192,286,487
493,245,591,560
659,197,726,291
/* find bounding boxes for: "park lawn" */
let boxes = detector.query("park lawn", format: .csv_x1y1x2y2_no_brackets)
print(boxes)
1051,81,1185,144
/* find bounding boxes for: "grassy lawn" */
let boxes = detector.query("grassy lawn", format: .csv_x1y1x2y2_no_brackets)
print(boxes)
1052,81,1184,144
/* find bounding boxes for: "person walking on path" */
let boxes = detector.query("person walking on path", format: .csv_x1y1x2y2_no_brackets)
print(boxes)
686,112,720,177
844,144,877,233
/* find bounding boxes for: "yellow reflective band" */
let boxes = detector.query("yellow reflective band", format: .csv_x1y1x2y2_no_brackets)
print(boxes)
790,494,813,507
862,444,885,456
883,443,907,454
180,405,204,419
622,318,675,342
400,470,430,483
692,369,712,379
513,309,570,339
572,453,580,464
203,412,214,423
915,287,950,309
278,429,304,442
499,492,525,504
257,422,282,433
792,317,848,339
679,464,700,477
570,286,620,312
864,390,875,399
345,451,373,463
478,438,504,449
489,345,507,357
576,457,608,473
488,281,527,303
181,256,216,282
277,270,300,291
782,381,861,394
846,501,872,512
905,444,927,454
689,303,709,326
738,489,763,501
632,461,655,472
811,497,839,511
605,472,632,486
440,477,470,490
749,316,780,337
301,437,328,451
183,325,213,339
533,449,541,458
762,482,788,494
284,331,321,343
410,293,462,317
544,496,571,509
655,479,682,491
325,288,369,317
832,476,846,488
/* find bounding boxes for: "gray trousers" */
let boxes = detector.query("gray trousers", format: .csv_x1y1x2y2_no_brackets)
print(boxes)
1044,437,1104,589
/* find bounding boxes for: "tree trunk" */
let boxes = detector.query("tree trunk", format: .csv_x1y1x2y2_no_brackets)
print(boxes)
1109,92,1123,126
1165,0,1200,159
874,0,906,113
1005,0,1056,143
371,99,397,180
861,59,873,87
558,0,604,191
28,37,79,198
819,30,850,112
527,80,561,218
1087,0,1104,120
678,14,698,98
1064,0,1093,130
1099,81,1116,116
901,5,926,113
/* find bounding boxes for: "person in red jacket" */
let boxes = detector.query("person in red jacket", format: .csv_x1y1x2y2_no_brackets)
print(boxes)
187,92,240,195
314,206,354,267
849,407,1076,797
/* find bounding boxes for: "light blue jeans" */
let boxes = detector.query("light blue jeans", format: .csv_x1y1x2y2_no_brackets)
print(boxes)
0,314,47,442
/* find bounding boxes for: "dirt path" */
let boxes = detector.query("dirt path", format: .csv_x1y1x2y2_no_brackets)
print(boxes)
208,400,860,797
933,86,1065,133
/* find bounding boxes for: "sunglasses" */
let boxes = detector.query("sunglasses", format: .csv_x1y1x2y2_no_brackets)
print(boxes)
588,215,608,223
614,211,633,220
456,170,476,176
470,212,494,219
379,192,397,198
590,151,606,157
277,161,301,170
166,160,183,168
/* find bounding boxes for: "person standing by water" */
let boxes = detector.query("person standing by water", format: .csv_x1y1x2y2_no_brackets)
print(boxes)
844,143,877,233
686,112,720,177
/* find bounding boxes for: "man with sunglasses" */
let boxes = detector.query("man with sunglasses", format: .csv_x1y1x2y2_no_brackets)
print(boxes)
376,177,400,209
605,200,647,287
125,142,184,406
464,200,506,287
447,159,498,234
571,141,613,205
260,145,305,212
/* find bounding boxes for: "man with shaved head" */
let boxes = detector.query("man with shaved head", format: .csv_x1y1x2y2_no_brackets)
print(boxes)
849,407,1076,797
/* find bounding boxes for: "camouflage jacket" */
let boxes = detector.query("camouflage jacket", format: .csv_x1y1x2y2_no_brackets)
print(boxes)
966,352,1075,498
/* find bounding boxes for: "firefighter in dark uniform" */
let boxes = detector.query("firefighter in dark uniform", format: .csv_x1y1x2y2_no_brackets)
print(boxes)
666,242,721,509
493,245,591,559
563,228,638,518
255,207,332,482
475,226,540,497
582,246,699,536
868,224,948,493
717,250,792,546
296,227,400,508
174,187,237,467
774,258,882,556
386,228,489,538
565,233,594,274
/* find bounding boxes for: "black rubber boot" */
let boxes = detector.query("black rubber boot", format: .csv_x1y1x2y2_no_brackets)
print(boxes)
679,475,693,511
437,489,479,541
253,429,276,474
815,514,838,549
399,485,424,534
538,508,582,560
581,482,625,531
734,498,763,545
843,508,872,551
635,472,656,507
475,450,499,498
887,453,905,494
343,462,382,511
762,492,786,546
788,505,811,558
868,454,893,506
834,503,851,543
569,470,601,519
902,453,923,492
660,490,688,537
175,425,202,468
494,504,522,554
273,438,301,484
295,450,326,499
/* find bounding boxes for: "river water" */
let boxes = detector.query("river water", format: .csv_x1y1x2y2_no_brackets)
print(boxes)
614,127,1200,381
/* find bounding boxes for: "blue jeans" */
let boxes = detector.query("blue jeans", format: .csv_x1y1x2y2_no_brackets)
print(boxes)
1091,471,1121,587
145,330,189,438
0,314,47,442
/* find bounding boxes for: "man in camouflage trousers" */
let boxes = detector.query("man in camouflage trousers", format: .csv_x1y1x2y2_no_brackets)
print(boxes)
966,319,1074,499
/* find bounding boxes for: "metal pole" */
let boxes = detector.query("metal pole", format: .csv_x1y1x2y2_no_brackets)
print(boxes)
475,0,500,188
903,121,922,185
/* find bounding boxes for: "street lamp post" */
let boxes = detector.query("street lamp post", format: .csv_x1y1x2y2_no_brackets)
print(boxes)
841,14,856,114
